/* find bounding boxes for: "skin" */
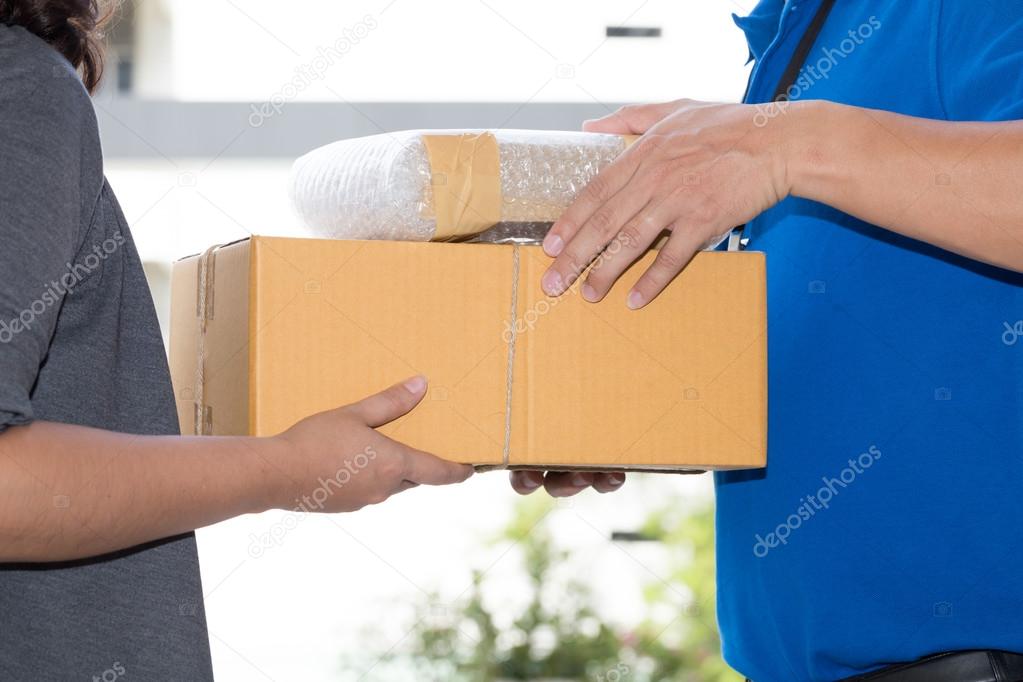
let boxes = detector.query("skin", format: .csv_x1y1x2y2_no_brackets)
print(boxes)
0,376,473,562
512,98,1023,497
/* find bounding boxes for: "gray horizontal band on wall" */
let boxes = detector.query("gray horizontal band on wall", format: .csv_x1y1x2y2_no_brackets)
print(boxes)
606,26,662,38
93,98,629,159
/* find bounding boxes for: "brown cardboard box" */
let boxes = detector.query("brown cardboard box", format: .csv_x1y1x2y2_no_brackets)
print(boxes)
169,236,766,471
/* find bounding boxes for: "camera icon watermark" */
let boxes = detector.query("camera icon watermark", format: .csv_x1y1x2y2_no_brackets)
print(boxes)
595,662,631,682
91,661,126,682
423,602,455,627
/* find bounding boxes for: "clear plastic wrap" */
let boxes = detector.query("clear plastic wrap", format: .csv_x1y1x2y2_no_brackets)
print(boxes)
289,130,629,241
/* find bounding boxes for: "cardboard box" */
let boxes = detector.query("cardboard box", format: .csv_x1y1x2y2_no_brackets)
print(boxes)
169,236,766,471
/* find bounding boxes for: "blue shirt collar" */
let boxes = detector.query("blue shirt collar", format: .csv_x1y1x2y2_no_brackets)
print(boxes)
732,0,788,63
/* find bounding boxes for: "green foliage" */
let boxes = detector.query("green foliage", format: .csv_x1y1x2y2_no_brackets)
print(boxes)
372,492,742,682
632,503,741,682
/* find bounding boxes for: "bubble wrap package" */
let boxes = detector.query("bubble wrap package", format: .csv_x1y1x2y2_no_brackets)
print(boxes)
289,130,632,242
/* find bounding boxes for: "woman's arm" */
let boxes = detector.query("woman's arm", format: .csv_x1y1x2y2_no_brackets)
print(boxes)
0,377,472,562
536,99,1023,310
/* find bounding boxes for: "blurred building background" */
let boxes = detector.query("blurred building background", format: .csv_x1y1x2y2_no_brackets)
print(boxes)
98,1,753,680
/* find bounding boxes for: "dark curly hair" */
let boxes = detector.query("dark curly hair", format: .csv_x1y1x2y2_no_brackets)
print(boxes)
0,0,112,92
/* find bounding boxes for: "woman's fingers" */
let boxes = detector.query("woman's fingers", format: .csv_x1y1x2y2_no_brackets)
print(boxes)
395,443,474,486
347,375,427,428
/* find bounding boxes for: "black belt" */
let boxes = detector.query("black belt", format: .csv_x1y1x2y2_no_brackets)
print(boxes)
837,650,1023,682
745,651,1023,682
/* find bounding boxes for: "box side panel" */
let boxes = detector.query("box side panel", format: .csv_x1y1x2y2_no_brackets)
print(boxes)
168,241,252,437
249,237,510,466
169,257,200,435
206,240,252,436
512,248,766,470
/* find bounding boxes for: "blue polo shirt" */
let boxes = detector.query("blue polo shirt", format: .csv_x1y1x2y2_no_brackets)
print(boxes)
715,2,1023,680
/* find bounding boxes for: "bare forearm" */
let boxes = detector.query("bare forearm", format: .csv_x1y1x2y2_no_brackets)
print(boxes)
0,378,473,563
789,100,1023,272
0,421,283,562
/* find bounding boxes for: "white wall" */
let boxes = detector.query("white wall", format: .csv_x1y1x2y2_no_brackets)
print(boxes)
133,0,751,103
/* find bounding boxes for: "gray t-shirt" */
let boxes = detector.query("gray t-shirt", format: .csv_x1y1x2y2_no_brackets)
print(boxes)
0,25,213,680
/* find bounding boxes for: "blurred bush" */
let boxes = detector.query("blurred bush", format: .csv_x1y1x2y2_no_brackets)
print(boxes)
365,494,741,682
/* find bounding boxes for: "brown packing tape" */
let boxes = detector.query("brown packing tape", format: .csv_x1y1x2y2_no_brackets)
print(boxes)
193,244,221,436
422,132,502,239
423,132,640,240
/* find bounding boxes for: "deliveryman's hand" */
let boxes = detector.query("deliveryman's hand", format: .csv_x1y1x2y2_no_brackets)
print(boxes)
540,98,797,308
509,470,625,497
271,376,473,512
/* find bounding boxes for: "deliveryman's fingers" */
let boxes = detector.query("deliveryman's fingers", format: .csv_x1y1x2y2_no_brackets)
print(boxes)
510,471,544,495
543,471,594,497
592,472,626,493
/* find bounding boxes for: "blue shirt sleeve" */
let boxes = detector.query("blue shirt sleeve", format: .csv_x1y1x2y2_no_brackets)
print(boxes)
936,0,1023,121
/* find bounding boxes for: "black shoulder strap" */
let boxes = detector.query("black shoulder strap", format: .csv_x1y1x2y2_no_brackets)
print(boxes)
771,0,837,102
729,0,837,251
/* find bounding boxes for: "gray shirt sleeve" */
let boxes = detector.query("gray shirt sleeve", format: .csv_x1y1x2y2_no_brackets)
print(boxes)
0,53,91,430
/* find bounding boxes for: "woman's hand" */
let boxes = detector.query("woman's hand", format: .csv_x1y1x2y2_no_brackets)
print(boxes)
540,98,799,308
1,376,472,562
271,376,473,512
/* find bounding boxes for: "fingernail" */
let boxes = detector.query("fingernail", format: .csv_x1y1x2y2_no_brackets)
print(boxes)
403,375,427,394
581,283,599,302
608,473,625,486
541,269,564,296
571,473,589,487
627,290,645,309
543,233,564,257
522,476,541,490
